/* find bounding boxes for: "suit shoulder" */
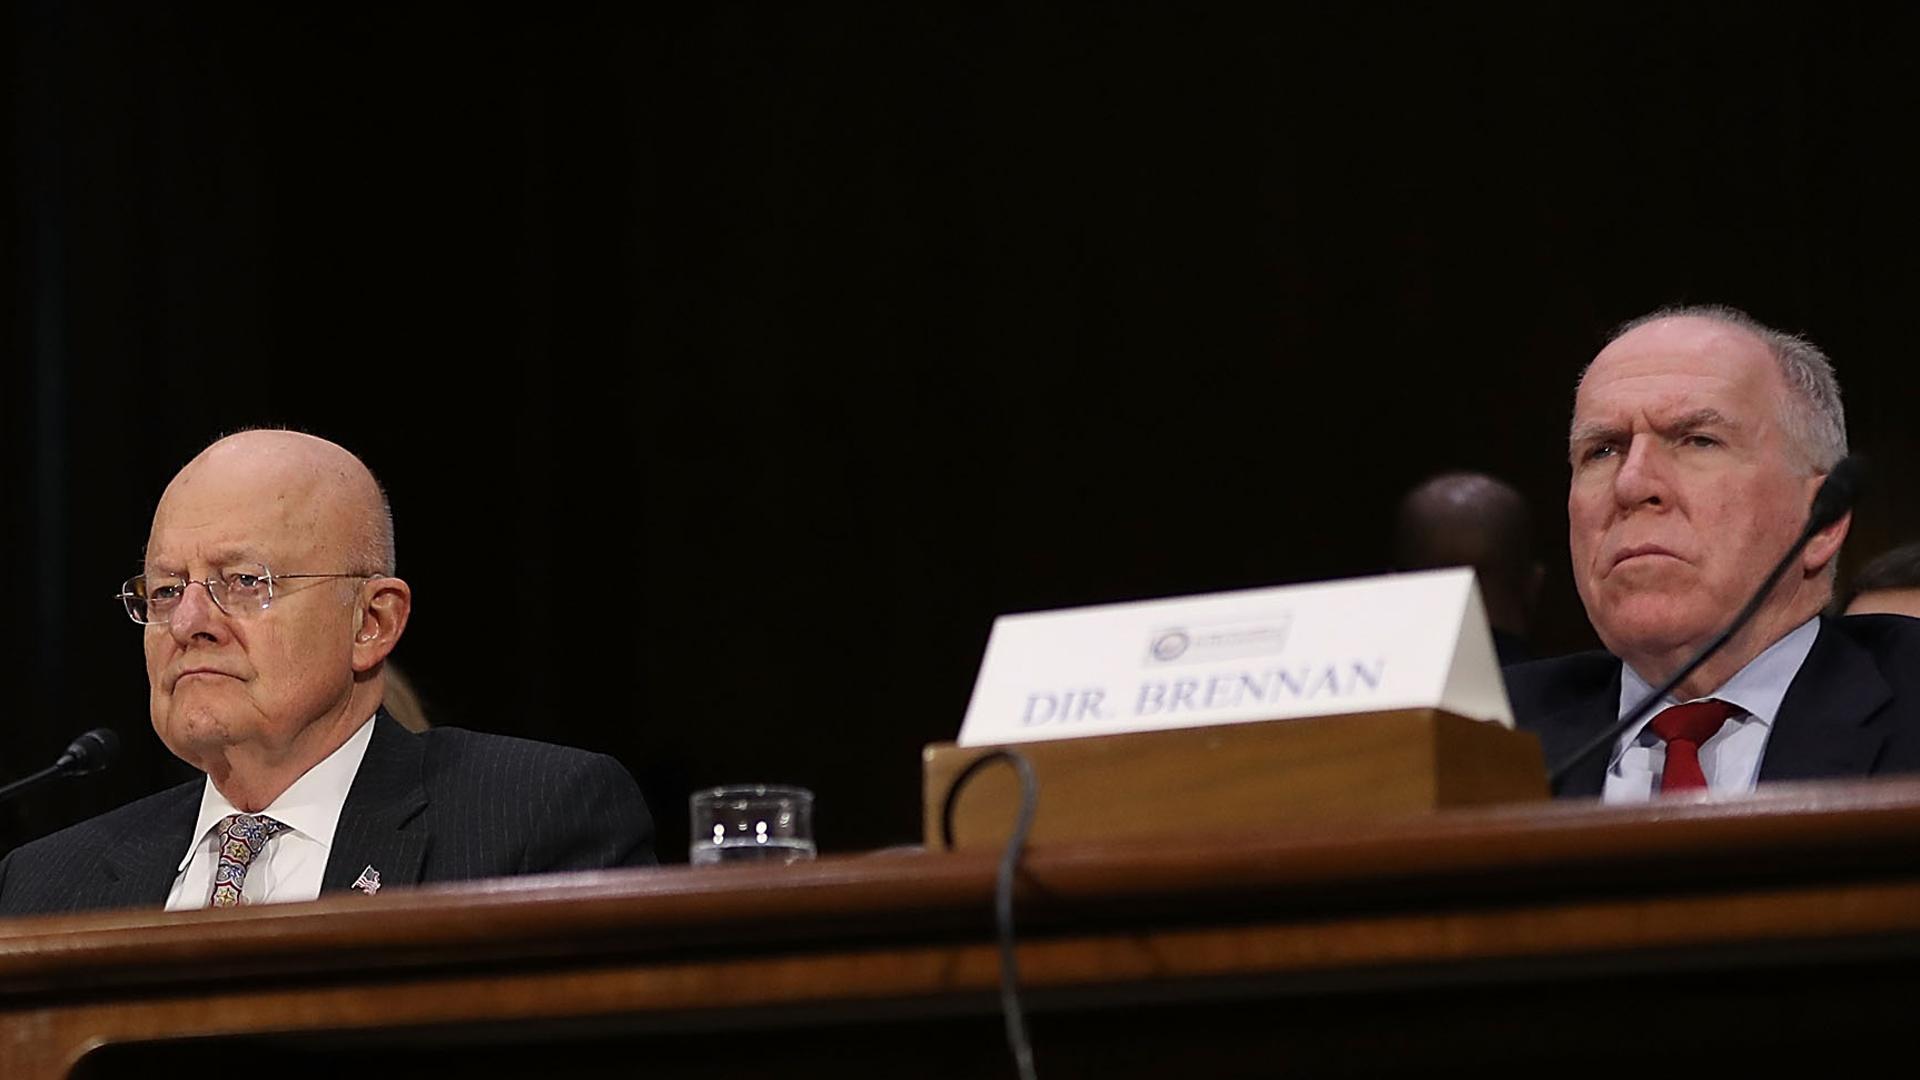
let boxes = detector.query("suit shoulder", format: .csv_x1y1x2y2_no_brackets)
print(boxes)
1827,614,1920,689
1,779,198,866
414,726,623,776
405,726,655,869
1503,651,1619,719
409,727,642,809
1830,613,1920,658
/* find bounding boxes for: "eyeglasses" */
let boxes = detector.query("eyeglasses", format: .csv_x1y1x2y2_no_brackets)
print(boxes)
116,564,376,625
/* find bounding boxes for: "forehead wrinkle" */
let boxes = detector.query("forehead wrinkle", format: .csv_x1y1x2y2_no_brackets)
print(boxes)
1653,406,1739,436
145,545,272,575
1568,397,1740,440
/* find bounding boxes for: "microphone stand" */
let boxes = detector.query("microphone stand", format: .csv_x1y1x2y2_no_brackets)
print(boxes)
0,728,123,805
0,764,66,804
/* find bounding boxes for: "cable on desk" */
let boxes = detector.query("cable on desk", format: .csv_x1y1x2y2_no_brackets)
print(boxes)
940,749,1041,1080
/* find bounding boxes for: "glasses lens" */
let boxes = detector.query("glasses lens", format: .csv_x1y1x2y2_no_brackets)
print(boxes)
131,573,202,623
120,576,150,624
220,567,272,613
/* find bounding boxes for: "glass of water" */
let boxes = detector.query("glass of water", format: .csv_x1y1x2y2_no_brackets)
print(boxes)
689,784,816,866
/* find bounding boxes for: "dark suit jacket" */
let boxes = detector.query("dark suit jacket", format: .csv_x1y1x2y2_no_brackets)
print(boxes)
1492,629,1536,667
0,713,655,918
1506,614,1920,797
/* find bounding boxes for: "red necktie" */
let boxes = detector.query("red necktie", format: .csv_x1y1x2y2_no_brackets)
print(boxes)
1648,699,1742,792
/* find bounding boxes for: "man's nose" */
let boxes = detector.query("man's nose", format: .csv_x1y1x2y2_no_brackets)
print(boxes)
1611,436,1669,509
167,581,230,642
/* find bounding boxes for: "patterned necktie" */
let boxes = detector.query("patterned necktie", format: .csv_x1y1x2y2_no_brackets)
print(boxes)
209,813,291,908
1648,699,1743,792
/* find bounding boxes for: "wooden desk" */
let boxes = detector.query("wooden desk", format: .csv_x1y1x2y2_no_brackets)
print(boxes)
7,779,1920,1078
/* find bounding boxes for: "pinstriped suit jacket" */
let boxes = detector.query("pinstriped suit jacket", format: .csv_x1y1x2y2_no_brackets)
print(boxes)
0,712,655,918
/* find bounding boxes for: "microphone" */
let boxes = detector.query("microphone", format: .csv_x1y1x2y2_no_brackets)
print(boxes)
1807,454,1868,535
0,728,122,803
54,728,120,775
1548,455,1868,788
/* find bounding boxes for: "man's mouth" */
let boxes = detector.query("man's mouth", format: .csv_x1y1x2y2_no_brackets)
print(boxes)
1610,544,1681,569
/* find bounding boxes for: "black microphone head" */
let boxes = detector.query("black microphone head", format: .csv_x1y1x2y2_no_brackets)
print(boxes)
1808,455,1868,533
55,728,120,776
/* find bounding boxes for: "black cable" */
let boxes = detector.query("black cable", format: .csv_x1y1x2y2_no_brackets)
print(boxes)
941,749,1041,1080
1548,536,1800,784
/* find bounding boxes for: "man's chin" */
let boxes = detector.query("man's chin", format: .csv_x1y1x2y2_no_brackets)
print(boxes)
1593,605,1718,665
153,708,240,763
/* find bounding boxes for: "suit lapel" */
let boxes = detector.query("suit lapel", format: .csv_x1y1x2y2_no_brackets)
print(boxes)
322,711,430,893
1533,667,1623,798
95,781,203,907
1759,618,1892,782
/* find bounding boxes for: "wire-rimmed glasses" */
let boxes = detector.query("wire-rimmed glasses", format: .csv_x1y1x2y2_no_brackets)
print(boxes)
115,565,376,625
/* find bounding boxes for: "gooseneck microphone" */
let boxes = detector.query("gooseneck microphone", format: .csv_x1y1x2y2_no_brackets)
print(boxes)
1547,455,1868,788
0,728,121,804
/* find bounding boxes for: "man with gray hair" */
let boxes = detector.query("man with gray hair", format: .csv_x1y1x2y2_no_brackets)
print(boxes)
1506,305,1920,800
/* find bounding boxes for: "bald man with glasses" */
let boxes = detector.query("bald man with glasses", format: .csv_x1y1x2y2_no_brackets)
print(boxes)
0,430,654,917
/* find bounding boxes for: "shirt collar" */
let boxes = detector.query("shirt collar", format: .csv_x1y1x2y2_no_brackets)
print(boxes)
175,714,379,872
1616,615,1822,741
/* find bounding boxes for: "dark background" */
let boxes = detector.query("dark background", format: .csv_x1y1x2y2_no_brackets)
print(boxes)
7,4,1919,862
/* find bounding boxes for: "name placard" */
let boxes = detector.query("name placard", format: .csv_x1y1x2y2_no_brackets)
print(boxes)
956,568,1512,747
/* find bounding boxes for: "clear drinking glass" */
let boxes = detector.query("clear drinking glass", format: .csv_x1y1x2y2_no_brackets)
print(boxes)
689,784,816,866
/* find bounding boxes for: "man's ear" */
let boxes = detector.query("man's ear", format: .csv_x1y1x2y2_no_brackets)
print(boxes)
1803,510,1851,578
351,577,412,673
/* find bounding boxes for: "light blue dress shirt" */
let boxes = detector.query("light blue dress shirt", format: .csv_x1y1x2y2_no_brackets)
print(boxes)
1602,617,1821,804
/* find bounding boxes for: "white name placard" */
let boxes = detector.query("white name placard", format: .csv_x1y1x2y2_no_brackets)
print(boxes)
956,568,1513,747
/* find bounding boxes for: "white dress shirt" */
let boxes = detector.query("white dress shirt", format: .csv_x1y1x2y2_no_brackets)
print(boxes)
165,715,378,910
1602,617,1820,803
